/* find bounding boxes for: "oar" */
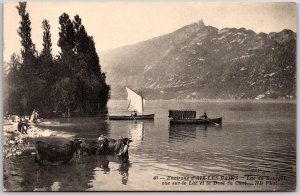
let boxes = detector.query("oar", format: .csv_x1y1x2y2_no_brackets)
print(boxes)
201,118,220,126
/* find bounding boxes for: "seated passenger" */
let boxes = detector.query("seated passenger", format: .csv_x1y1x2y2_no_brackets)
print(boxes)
200,112,208,119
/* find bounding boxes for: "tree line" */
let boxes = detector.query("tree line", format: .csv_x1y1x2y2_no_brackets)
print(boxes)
4,2,110,117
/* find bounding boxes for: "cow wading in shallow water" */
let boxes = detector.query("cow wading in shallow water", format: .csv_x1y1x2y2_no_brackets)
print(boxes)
81,137,132,162
35,139,82,165
98,137,132,162
79,140,100,155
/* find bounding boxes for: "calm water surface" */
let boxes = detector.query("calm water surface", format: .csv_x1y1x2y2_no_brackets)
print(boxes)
4,100,296,191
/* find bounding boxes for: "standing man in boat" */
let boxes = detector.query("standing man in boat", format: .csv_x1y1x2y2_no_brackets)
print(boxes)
200,112,208,119
131,110,138,120
131,110,137,117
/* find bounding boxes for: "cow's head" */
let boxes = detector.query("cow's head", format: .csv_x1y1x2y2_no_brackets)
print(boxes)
118,137,132,156
97,137,110,154
100,137,109,148
70,138,83,153
77,138,87,154
121,137,132,146
79,138,87,147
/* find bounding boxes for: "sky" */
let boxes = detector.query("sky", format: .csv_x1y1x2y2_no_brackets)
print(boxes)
3,1,297,63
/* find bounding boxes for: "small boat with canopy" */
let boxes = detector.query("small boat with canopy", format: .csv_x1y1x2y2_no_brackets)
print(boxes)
108,87,155,120
168,110,222,125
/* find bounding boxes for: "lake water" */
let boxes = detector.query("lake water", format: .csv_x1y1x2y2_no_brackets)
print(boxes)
3,100,296,191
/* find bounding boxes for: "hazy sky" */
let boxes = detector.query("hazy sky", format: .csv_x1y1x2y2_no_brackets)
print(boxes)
3,2,297,62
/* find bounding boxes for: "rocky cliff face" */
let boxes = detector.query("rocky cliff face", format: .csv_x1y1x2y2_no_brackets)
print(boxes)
101,20,296,99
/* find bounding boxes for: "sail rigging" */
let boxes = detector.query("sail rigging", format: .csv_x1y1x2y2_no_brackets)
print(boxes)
126,87,145,114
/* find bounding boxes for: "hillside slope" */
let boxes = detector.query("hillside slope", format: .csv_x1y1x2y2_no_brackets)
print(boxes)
101,20,296,99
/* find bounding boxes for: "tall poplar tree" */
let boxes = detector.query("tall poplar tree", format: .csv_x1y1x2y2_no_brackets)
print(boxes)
72,15,110,113
5,54,22,114
58,13,75,56
36,19,55,114
16,2,36,64
15,2,37,115
41,20,52,61
56,13,77,116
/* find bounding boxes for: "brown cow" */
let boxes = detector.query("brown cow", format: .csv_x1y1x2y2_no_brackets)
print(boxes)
35,139,82,165
97,137,132,162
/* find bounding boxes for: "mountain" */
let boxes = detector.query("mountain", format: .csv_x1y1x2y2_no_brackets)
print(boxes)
100,20,296,100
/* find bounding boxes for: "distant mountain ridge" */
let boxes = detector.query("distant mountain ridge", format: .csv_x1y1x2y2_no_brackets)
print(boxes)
100,20,296,100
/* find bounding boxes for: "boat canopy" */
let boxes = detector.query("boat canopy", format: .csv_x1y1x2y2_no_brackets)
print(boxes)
168,110,196,120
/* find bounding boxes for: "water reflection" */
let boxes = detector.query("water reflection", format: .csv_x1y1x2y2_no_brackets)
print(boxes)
14,153,97,191
108,120,154,147
168,124,222,141
129,121,144,148
118,161,130,185
95,155,131,185
97,155,110,174
37,117,110,141
168,124,197,141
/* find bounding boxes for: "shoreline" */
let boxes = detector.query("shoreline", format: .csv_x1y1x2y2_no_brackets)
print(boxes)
108,99,297,103
3,119,79,159
3,121,53,159
3,119,81,191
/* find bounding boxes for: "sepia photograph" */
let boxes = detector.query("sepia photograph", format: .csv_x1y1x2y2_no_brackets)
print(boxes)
2,1,296,191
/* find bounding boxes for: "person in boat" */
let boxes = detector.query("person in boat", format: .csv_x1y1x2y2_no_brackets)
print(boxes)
200,112,208,119
131,110,137,117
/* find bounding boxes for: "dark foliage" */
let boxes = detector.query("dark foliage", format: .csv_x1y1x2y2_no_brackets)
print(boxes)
5,3,110,117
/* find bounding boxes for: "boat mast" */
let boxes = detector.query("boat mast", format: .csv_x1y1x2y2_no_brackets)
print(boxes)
141,92,144,114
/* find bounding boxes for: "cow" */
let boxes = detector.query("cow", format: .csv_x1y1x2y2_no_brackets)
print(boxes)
79,139,103,155
35,139,82,165
97,137,132,162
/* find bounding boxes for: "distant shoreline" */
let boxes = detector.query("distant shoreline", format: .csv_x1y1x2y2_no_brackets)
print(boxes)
108,98,296,103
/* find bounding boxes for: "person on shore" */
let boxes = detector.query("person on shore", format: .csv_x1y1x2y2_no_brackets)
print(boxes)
31,109,39,123
98,134,106,142
4,111,10,121
18,117,29,134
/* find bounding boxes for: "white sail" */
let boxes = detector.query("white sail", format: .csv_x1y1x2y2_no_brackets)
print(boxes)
126,87,144,114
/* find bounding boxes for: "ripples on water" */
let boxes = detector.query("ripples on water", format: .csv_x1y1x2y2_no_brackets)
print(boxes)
3,100,296,191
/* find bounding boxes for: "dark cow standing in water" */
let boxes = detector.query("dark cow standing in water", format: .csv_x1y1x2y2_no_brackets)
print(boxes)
35,139,82,165
97,137,132,162
80,140,103,155
80,137,132,162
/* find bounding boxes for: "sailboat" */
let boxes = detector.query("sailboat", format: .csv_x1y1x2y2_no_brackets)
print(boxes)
108,87,155,120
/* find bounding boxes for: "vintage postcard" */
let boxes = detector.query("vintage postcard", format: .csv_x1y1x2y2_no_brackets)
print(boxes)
3,1,296,191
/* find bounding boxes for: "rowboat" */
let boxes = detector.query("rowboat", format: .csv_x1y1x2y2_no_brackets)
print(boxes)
109,114,155,120
108,87,155,120
169,117,222,125
168,110,222,125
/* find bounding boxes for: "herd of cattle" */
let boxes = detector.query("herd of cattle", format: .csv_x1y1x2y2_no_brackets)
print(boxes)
35,136,132,165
